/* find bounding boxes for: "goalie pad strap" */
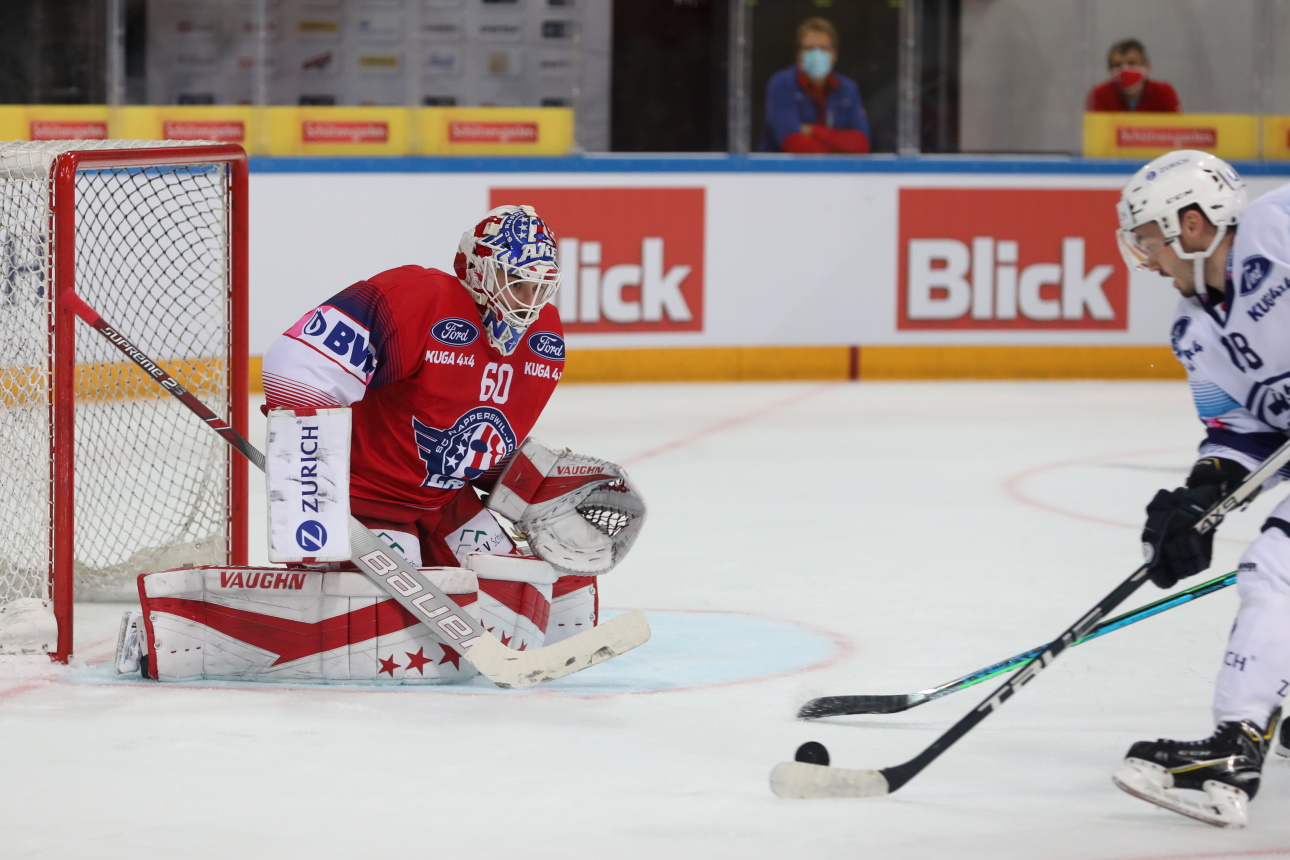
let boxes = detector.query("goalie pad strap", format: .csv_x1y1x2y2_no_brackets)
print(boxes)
466,553,559,585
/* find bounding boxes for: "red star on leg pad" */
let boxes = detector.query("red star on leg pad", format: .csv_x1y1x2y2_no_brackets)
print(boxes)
378,654,399,677
438,644,463,670
404,647,432,675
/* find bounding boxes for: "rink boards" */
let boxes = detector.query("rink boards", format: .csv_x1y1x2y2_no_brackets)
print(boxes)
243,156,1290,381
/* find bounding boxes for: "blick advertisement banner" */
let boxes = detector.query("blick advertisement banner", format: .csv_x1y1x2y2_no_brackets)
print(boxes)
246,168,1290,357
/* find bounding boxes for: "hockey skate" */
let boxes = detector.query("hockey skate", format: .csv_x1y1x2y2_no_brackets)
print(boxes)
113,611,147,677
1113,707,1280,828
1277,709,1290,759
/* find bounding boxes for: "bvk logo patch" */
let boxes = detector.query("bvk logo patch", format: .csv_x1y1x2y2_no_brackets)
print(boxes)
1240,255,1273,297
412,408,517,490
1170,316,1191,350
289,305,377,382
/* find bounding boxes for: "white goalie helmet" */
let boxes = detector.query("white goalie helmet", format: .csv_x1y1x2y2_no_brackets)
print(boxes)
1116,149,1246,273
454,204,562,356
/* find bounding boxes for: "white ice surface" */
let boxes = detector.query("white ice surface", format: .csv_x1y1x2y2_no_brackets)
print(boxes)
6,381,1290,859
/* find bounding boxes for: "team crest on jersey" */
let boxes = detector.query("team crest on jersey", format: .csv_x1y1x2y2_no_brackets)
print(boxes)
412,408,517,490
1240,256,1272,297
431,317,480,347
526,331,565,361
1170,316,1190,350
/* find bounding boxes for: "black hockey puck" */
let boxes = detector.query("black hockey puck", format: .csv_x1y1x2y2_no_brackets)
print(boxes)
795,740,830,766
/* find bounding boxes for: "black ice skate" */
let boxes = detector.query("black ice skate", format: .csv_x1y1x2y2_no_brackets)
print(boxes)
1113,707,1280,829
113,610,148,678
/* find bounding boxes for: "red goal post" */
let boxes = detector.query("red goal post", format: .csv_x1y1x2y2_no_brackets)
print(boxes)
0,141,249,663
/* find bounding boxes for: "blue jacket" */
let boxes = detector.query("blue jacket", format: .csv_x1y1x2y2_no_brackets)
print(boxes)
759,65,870,152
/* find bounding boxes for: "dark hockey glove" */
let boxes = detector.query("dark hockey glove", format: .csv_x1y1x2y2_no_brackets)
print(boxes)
1140,457,1249,589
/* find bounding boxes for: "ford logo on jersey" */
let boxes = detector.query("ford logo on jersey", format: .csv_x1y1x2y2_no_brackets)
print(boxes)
527,331,565,361
412,408,518,490
296,520,328,552
1170,316,1190,350
431,317,480,346
1240,256,1273,297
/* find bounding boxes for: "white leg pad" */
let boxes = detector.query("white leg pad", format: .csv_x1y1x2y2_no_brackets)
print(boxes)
139,566,480,684
546,575,599,646
466,554,556,651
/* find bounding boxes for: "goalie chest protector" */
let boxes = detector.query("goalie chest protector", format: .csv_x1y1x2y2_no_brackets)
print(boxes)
315,266,565,511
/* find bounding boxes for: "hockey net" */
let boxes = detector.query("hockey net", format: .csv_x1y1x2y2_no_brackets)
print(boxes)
0,141,248,661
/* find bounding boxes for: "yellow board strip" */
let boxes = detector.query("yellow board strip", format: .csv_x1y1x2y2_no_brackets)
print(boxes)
559,347,852,383
858,345,1183,380
3,358,229,405
1082,111,1260,160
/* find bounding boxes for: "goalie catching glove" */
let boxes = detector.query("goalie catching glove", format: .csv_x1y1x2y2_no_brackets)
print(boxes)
485,438,646,575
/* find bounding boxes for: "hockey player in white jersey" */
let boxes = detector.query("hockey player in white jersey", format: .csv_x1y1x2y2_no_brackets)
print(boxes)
1113,150,1290,827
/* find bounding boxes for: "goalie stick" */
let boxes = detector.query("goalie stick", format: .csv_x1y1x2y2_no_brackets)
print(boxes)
771,438,1290,799
62,289,650,689
797,570,1237,719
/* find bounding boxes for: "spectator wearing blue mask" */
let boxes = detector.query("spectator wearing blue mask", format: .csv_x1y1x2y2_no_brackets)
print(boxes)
759,17,871,154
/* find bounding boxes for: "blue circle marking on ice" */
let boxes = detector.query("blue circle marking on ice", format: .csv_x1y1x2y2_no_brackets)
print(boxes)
447,609,845,698
79,610,849,697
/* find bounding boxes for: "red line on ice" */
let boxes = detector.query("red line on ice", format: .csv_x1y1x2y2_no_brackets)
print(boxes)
622,383,838,466
1002,446,1245,544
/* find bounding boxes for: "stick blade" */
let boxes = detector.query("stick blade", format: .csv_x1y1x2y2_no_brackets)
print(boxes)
797,693,927,718
468,609,651,688
769,762,890,798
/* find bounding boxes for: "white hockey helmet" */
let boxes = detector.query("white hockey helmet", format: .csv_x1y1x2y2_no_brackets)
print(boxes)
1116,149,1245,272
454,204,561,355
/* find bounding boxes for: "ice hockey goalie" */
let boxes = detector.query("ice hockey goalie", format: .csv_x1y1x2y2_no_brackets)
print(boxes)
115,204,646,683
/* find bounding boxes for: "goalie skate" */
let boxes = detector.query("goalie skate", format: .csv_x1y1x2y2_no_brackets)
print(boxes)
1112,710,1279,829
114,611,146,676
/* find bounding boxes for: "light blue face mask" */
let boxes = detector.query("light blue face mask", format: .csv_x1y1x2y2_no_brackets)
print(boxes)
800,47,833,79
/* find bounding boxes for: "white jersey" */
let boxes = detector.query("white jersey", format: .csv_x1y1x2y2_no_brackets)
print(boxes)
1169,181,1290,473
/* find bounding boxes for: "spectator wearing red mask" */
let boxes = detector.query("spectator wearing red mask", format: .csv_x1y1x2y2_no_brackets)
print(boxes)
1085,38,1180,113
759,17,871,153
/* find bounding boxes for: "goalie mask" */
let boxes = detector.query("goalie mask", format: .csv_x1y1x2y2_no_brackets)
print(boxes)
1117,150,1245,285
455,205,562,356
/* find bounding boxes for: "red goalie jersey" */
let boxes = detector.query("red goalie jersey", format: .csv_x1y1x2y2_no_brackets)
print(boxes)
261,264,565,521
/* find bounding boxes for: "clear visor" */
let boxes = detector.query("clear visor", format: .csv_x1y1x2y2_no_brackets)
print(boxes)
484,261,561,329
1116,227,1179,273
1117,228,1152,272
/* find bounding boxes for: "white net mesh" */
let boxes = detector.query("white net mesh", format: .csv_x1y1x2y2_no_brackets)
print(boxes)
0,141,238,646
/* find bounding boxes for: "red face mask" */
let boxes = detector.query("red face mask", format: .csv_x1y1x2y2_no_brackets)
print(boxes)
1114,68,1145,90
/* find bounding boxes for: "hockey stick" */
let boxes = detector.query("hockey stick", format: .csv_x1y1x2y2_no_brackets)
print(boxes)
771,439,1290,799
797,570,1237,719
63,289,650,688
